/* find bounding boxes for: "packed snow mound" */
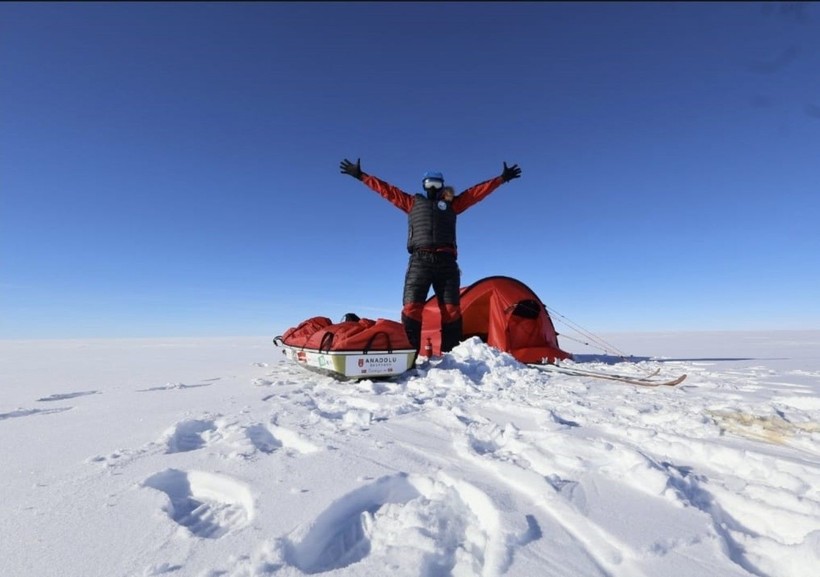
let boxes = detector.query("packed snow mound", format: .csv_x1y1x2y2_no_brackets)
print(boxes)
443,336,523,368
427,337,525,381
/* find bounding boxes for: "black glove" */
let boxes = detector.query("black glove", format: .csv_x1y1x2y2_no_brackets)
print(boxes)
501,161,521,182
340,158,363,180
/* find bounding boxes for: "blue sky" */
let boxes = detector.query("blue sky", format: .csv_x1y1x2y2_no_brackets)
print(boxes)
2,2,819,340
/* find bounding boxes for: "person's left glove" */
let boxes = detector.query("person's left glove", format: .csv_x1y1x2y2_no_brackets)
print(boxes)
340,158,363,180
501,162,521,182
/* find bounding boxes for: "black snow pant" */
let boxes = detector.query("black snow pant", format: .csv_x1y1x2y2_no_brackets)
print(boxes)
401,250,462,353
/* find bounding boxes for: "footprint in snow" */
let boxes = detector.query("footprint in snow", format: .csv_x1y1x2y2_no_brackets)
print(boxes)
91,419,320,466
237,423,320,458
0,407,72,421
244,424,282,454
137,383,212,392
163,419,219,454
283,472,512,575
37,390,99,402
142,469,254,539
91,419,221,468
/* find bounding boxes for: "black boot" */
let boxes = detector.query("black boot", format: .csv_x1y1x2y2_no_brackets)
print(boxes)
402,313,422,352
440,317,463,353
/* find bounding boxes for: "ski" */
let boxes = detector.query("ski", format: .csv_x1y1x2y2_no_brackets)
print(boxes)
529,363,686,387
560,365,662,381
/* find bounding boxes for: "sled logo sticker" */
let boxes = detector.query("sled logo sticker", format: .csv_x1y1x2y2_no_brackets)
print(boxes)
346,354,408,376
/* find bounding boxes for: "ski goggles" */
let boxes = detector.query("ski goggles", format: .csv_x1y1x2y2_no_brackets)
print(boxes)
423,178,444,189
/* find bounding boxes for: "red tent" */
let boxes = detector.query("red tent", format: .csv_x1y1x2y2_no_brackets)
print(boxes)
421,276,572,363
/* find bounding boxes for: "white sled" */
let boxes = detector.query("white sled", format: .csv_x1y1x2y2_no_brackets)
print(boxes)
275,338,418,381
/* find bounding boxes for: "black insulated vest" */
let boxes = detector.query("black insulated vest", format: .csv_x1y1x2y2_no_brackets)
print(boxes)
407,194,457,253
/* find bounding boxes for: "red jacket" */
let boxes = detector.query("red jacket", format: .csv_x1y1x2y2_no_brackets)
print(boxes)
361,174,505,255
361,174,504,214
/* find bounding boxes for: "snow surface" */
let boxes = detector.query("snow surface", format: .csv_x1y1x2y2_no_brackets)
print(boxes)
1,331,819,577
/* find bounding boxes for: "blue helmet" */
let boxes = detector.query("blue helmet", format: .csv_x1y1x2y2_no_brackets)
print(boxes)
422,171,444,193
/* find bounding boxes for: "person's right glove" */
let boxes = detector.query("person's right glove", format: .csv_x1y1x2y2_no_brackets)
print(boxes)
501,162,521,182
340,158,363,180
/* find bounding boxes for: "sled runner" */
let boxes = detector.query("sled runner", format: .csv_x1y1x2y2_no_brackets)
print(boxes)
274,315,418,381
